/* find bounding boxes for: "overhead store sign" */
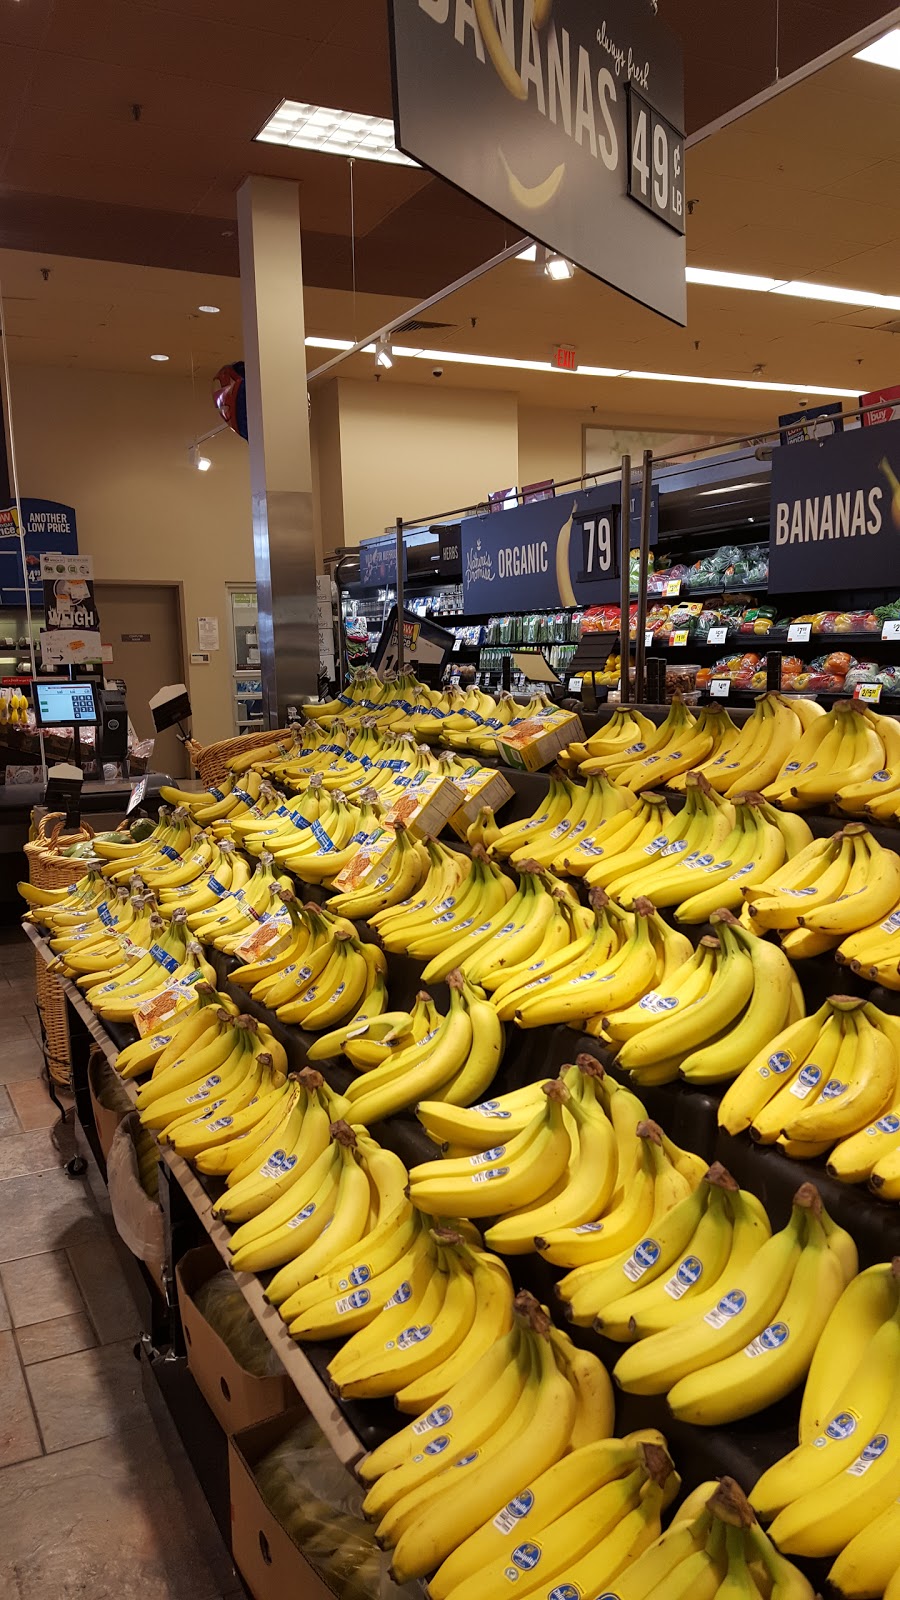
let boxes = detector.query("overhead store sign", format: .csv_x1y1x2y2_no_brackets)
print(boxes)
0,499,78,606
388,0,686,325
460,480,657,613
769,418,900,593
359,534,407,588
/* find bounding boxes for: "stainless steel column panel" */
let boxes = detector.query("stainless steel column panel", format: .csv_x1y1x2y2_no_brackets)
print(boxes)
237,176,318,722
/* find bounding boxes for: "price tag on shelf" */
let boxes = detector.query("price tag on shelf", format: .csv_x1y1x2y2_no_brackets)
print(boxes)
449,673,460,686
664,579,681,598
126,776,147,815
706,626,728,646
882,620,900,641
452,637,463,651
710,678,731,698
670,629,689,647
567,676,583,695
644,631,654,648
854,682,883,704
788,623,812,643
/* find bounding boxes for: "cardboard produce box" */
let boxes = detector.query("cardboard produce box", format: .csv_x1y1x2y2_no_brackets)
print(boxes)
383,771,464,840
447,765,515,838
176,1245,295,1434
495,708,585,772
228,1410,347,1600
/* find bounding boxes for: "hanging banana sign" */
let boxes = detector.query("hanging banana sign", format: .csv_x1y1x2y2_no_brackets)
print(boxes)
769,417,900,593
460,481,657,613
388,0,686,324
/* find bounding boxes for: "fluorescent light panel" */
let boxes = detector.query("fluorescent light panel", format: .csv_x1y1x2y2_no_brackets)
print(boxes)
701,481,761,495
686,265,900,313
303,336,854,396
255,100,418,166
854,28,900,69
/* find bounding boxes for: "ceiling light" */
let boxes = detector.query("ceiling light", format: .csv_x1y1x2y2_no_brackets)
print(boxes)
686,265,900,313
700,481,762,495
255,99,418,166
303,336,854,396
854,28,900,69
198,305,220,314
517,244,538,262
544,251,575,281
375,336,393,369
190,445,212,471
150,353,169,362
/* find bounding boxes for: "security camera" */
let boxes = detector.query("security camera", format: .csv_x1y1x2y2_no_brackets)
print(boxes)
432,367,443,378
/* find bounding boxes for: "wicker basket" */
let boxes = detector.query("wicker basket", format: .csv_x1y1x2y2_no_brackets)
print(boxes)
186,726,296,789
24,812,95,1088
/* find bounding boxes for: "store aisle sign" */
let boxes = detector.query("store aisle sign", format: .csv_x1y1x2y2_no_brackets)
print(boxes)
0,499,78,605
769,418,900,593
389,0,686,325
460,480,657,613
359,534,407,589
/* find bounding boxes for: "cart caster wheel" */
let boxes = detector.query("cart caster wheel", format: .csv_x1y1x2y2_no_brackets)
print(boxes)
65,1156,87,1178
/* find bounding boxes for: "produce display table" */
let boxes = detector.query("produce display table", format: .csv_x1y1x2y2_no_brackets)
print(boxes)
23,734,900,1600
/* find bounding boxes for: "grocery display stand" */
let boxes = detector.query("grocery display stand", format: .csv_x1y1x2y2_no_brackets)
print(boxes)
22,742,900,1600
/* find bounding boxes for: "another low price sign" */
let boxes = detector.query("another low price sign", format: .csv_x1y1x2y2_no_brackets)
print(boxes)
389,0,686,325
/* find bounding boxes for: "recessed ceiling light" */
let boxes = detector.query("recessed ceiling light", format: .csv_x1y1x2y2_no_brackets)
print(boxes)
150,353,169,362
302,335,856,396
255,99,418,166
198,305,220,314
854,28,900,69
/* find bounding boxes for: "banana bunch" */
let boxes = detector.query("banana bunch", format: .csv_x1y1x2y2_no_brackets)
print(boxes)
837,896,900,989
302,668,450,739
763,700,886,811
567,792,677,881
506,775,636,874
403,1431,674,1600
53,896,170,984
91,804,200,874
324,824,432,921
567,1476,814,1600
136,1011,288,1157
222,1117,392,1276
185,851,290,952
595,774,735,906
750,1258,900,1579
80,908,216,1025
116,981,238,1080
271,928,384,1033
613,1182,857,1426
577,697,697,783
307,989,435,1069
719,996,900,1164
347,1289,630,1586
374,845,517,962
20,863,114,918
41,881,144,964
607,703,742,793
831,708,900,818
439,687,518,752
205,1067,350,1219
300,665,387,724
561,704,657,773
510,896,690,1032
417,862,577,990
335,971,504,1124
700,692,809,798
365,839,470,948
159,768,287,824
604,912,801,1088
231,773,332,854
155,837,251,918
743,823,900,957
559,1159,768,1334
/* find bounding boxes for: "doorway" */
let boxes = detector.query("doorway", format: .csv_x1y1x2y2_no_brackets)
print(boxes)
95,582,188,777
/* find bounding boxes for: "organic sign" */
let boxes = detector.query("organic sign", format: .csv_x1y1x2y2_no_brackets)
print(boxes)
460,479,657,613
389,0,686,324
769,418,900,593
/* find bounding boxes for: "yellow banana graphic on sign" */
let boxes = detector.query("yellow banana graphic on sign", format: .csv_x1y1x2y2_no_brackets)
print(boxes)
555,499,578,607
475,0,566,209
473,0,527,98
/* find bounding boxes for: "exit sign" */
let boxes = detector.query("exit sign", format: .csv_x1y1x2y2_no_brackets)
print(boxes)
553,345,577,372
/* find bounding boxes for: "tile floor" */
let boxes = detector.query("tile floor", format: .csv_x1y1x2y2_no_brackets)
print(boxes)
0,927,233,1599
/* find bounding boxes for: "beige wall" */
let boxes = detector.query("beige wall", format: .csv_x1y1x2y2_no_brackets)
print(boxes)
326,379,520,547
8,363,253,746
518,405,591,491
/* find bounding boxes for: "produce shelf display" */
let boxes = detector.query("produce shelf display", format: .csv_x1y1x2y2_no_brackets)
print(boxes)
21,683,900,1600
